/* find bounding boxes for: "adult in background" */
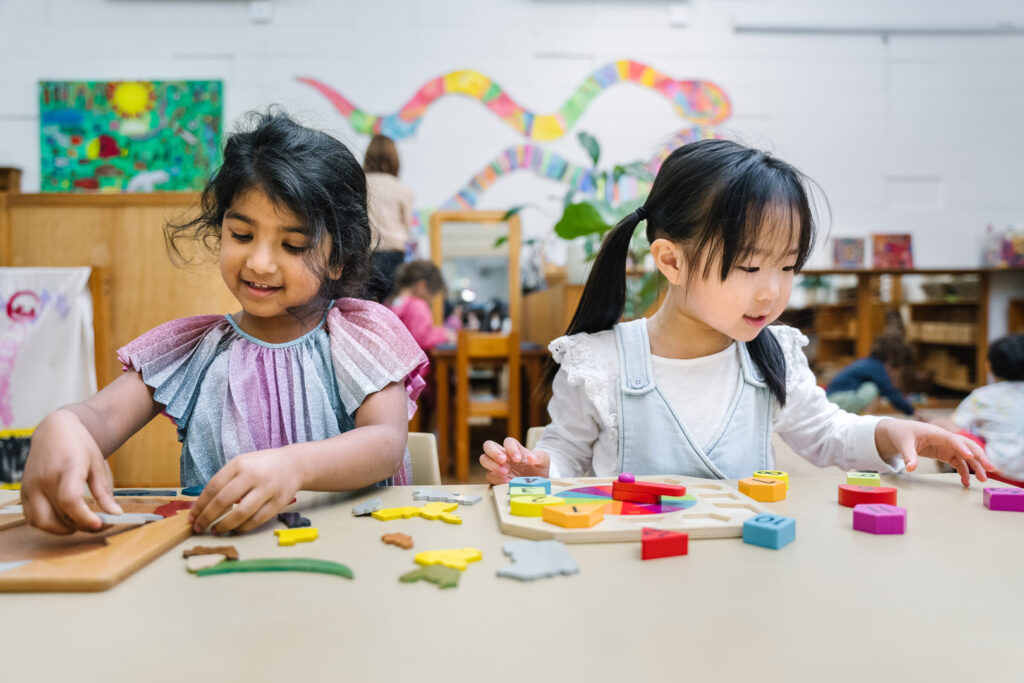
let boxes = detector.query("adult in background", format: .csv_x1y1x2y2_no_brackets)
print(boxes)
364,134,414,302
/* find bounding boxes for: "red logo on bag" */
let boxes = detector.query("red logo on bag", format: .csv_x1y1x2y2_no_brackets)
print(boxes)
6,290,40,323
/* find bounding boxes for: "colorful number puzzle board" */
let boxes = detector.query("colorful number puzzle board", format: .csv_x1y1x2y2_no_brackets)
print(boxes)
493,476,774,543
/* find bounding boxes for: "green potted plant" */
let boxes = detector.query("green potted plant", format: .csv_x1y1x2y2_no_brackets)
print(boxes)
508,131,661,318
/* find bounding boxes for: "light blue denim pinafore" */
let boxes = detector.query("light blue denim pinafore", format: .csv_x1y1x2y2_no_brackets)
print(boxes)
614,319,774,478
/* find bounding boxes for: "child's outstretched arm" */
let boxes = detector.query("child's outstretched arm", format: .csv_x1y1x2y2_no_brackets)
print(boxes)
480,438,550,485
189,381,409,535
22,372,163,534
874,419,995,487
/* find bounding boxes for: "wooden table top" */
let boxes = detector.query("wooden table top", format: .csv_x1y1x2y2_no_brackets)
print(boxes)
1,473,1022,682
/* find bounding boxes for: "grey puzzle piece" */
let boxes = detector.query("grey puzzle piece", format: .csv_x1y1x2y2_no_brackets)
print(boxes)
96,512,164,525
412,489,482,506
496,539,579,581
352,497,383,516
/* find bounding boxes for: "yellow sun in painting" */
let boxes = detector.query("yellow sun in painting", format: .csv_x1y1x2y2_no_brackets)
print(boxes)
109,82,155,118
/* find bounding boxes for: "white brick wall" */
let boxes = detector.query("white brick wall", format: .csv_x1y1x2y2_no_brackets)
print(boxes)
1,0,1022,333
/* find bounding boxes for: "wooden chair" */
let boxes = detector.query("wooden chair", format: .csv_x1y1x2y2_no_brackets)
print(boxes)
454,330,520,482
407,432,441,485
524,426,546,451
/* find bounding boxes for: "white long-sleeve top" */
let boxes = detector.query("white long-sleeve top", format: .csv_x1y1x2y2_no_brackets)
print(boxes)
536,322,903,478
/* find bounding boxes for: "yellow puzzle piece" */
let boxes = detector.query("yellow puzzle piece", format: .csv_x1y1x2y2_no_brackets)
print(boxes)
274,528,319,546
510,495,564,517
372,502,462,525
542,503,605,528
415,547,483,571
753,470,789,490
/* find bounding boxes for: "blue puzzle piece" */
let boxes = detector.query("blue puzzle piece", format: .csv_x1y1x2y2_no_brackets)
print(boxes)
742,514,795,550
509,477,551,494
181,485,204,497
114,489,176,496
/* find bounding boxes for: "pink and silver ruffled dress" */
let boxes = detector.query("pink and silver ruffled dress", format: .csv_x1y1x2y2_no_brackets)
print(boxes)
117,298,428,488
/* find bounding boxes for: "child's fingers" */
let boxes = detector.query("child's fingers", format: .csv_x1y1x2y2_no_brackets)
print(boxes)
896,434,919,473
481,440,507,465
55,470,103,531
502,437,524,463
22,489,75,535
212,489,271,535
233,497,284,534
485,470,509,485
86,462,123,516
192,475,248,533
959,435,994,474
948,455,971,487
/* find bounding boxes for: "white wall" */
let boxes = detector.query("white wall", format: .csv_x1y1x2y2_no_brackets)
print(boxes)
1,0,1023,316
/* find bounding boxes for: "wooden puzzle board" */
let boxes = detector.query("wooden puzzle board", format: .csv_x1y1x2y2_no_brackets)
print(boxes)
493,476,774,543
0,498,192,592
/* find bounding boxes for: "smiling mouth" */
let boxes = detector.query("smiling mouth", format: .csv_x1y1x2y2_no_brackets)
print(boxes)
244,280,281,291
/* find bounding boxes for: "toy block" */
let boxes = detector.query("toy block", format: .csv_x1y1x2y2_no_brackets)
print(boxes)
96,512,163,525
277,512,311,528
852,504,907,534
847,471,881,487
542,503,606,528
113,489,177,496
509,477,551,494
613,480,687,497
195,558,352,579
753,470,789,490
352,497,383,516
617,472,635,483
274,527,319,546
180,485,204,496
738,477,787,502
400,564,461,589
451,493,482,506
509,486,548,498
153,500,194,518
418,502,462,524
372,506,421,521
641,527,688,560
610,487,659,504
984,487,1024,512
414,547,483,571
382,532,413,549
183,545,239,561
743,514,795,549
497,540,579,580
838,484,897,508
510,495,565,517
412,488,452,502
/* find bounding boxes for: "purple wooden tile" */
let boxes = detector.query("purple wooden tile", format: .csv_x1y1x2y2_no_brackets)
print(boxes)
852,503,907,535
984,487,1024,512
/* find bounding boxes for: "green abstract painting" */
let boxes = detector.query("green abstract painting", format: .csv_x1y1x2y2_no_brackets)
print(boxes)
39,80,222,192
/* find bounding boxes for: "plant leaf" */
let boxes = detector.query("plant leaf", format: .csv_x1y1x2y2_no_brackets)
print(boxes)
577,131,600,167
618,161,654,182
554,202,611,240
494,236,509,247
501,206,526,221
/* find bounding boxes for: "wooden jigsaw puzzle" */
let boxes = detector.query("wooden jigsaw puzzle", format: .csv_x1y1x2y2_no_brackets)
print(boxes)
493,476,775,543
0,497,192,592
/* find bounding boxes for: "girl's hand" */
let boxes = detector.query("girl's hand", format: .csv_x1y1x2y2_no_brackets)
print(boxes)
21,410,123,534
874,419,995,487
189,448,302,534
479,438,550,485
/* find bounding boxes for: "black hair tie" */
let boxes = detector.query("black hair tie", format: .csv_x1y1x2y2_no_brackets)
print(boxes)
635,206,647,221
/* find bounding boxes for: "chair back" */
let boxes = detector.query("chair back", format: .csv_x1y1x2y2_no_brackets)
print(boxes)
407,432,441,485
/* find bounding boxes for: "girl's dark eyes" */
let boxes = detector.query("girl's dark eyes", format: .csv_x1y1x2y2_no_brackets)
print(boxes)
283,243,308,254
229,232,306,253
229,231,251,242
738,266,798,273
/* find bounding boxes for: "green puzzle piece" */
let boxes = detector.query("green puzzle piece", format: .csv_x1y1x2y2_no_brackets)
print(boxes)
400,564,461,589
195,558,353,579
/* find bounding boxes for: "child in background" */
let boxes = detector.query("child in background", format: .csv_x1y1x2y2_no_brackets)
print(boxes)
364,134,415,302
23,111,427,536
480,139,992,486
389,260,455,351
937,334,1024,479
825,335,921,418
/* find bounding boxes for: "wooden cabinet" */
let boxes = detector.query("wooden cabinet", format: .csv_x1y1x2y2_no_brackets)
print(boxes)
785,269,1008,397
1011,299,1024,335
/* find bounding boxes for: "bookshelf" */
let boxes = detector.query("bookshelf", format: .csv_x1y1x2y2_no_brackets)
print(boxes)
786,269,1011,396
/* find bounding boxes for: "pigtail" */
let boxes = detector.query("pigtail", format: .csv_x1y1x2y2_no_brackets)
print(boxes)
541,211,643,389
747,328,787,407
565,212,644,336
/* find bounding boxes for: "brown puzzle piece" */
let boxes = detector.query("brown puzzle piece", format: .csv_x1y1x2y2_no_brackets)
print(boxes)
382,532,413,549
182,545,239,561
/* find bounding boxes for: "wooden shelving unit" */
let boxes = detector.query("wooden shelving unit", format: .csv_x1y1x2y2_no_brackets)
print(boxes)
787,268,1016,396
1010,299,1024,335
